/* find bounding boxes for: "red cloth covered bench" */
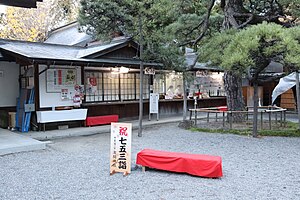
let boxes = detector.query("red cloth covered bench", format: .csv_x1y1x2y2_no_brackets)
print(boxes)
136,149,223,178
217,106,228,111
85,115,118,126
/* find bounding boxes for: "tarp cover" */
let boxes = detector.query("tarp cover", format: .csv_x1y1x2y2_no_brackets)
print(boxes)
272,72,297,104
136,149,223,178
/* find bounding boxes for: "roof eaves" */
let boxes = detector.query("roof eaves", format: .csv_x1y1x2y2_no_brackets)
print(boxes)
33,57,162,68
190,62,224,72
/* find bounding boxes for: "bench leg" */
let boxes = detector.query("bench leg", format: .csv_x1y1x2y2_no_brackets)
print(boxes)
110,170,116,176
123,171,129,176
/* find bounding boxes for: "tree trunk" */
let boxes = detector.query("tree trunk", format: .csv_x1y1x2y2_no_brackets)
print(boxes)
252,81,259,137
222,0,247,123
224,71,245,122
222,0,255,29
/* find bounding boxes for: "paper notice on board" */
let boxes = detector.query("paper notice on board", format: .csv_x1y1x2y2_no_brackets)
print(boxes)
47,68,76,92
61,89,69,100
150,93,159,114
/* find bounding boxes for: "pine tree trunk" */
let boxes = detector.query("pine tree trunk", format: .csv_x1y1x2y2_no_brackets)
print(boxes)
222,0,244,28
224,71,245,122
222,0,246,123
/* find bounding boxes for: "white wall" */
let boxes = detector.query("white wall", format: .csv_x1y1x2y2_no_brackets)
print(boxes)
39,65,82,108
0,62,19,107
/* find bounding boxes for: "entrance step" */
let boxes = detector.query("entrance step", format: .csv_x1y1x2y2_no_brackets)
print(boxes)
0,129,46,156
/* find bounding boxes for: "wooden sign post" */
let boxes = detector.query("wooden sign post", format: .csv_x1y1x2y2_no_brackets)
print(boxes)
149,93,159,121
110,123,132,176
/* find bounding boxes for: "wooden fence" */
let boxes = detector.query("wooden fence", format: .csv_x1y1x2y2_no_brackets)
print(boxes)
189,106,287,129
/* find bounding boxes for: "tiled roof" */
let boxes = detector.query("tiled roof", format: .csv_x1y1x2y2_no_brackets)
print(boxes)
0,38,161,68
44,22,93,47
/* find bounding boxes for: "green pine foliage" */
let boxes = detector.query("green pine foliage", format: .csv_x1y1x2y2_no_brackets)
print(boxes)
78,0,134,41
199,22,300,75
78,0,220,70
78,0,299,73
284,26,300,69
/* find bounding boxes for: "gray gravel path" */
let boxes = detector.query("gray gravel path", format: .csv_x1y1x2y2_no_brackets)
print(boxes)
1,123,300,200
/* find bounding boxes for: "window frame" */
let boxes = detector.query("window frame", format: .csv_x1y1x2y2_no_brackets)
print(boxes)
84,70,150,103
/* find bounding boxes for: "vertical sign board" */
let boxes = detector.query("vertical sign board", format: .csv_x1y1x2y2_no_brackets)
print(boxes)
61,89,69,100
110,123,132,176
150,93,159,114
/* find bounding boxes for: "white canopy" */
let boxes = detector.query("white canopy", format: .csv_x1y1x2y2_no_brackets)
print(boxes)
272,72,297,104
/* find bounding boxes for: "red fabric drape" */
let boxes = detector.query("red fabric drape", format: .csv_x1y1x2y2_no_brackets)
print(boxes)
85,115,118,126
136,149,223,178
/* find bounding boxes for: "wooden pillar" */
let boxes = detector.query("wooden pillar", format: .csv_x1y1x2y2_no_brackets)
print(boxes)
33,63,40,111
284,110,286,127
138,15,144,137
222,111,225,127
149,75,153,121
80,66,85,105
207,112,209,122
280,110,283,127
183,74,187,120
269,111,271,130
194,110,197,126
296,71,300,130
229,112,232,129
81,66,85,85
260,111,263,130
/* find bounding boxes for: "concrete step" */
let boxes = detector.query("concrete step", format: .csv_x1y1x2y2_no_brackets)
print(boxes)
0,129,46,156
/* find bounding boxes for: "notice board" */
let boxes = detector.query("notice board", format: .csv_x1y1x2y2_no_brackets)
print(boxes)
150,93,159,114
110,123,132,176
46,68,76,92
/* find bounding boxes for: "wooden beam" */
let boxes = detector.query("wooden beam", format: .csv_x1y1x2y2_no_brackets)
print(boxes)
0,49,32,65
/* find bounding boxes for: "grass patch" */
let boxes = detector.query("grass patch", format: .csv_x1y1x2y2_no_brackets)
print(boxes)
190,121,300,137
190,127,251,136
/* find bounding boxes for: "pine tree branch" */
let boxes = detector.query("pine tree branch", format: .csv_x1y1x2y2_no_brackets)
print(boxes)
192,0,216,46
178,0,216,47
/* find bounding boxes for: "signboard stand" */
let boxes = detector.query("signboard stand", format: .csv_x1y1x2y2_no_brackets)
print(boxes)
110,123,132,176
149,93,159,121
149,113,159,121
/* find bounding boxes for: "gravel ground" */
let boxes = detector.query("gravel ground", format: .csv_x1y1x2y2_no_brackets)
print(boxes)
1,122,300,200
